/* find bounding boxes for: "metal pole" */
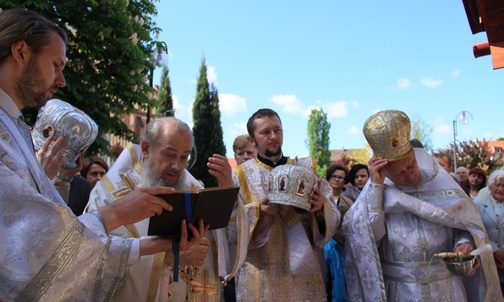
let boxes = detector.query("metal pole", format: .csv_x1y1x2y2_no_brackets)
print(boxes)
453,119,457,172
146,66,154,125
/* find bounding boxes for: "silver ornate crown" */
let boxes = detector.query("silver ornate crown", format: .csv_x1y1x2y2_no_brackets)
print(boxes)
31,99,98,168
268,164,316,212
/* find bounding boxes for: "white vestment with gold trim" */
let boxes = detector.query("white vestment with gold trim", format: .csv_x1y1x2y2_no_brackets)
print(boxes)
88,143,248,302
233,157,339,302
0,90,131,301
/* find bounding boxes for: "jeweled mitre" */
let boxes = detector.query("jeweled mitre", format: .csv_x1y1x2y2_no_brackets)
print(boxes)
268,164,316,212
31,99,98,168
363,109,412,162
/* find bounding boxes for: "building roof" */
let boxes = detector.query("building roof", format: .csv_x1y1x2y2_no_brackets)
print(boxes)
486,140,504,154
462,0,504,69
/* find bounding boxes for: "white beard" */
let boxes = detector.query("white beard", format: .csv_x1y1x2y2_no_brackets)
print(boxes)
140,157,186,190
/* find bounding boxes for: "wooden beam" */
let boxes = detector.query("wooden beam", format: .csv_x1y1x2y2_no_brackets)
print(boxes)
491,41,504,69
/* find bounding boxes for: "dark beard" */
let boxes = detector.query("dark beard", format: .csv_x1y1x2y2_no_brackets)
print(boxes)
14,55,53,108
265,147,282,157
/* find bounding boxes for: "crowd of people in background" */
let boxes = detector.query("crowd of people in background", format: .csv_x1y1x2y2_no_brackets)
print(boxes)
2,8,504,302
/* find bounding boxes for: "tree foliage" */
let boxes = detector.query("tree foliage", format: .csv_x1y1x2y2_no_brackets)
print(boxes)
350,144,372,166
437,139,504,174
189,58,226,187
156,65,174,117
411,114,433,151
2,0,163,155
307,108,331,177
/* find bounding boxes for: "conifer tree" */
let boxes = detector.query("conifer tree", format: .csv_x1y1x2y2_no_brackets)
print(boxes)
190,58,226,187
156,66,174,117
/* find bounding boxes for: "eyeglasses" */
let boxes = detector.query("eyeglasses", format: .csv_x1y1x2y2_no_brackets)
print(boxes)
330,175,345,180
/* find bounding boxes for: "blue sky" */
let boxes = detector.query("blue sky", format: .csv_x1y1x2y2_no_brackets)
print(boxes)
152,1,503,158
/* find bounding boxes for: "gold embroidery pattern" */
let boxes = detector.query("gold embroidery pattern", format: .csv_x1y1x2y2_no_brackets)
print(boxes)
146,253,166,301
189,266,219,302
168,265,201,297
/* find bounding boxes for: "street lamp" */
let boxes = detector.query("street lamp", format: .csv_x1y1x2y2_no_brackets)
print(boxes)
146,41,168,125
452,111,473,171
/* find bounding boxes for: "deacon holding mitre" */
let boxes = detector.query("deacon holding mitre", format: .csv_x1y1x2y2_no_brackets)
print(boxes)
232,108,339,301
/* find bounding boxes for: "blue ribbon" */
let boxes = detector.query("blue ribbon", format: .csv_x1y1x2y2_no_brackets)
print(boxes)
172,192,193,282
172,239,180,282
184,192,193,225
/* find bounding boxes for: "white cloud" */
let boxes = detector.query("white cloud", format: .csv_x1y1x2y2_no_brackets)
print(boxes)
346,126,360,136
219,93,247,117
397,78,413,90
324,101,349,119
230,120,248,136
421,77,443,88
271,94,304,115
433,118,451,135
172,95,193,125
207,65,217,86
351,101,359,108
451,69,461,78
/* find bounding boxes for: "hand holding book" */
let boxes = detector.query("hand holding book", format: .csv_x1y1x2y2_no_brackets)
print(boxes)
148,186,240,238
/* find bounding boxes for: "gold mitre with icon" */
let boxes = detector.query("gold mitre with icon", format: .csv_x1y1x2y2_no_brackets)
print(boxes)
268,163,317,213
363,109,413,162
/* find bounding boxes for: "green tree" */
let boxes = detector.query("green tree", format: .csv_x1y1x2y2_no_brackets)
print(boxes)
411,114,433,151
307,108,331,177
156,65,174,117
189,59,226,187
3,0,164,155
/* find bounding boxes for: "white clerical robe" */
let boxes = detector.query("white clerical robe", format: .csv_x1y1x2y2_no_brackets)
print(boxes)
343,148,503,301
0,89,131,301
233,156,339,301
88,143,248,302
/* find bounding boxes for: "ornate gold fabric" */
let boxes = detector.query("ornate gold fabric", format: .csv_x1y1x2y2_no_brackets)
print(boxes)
363,109,413,162
233,157,338,301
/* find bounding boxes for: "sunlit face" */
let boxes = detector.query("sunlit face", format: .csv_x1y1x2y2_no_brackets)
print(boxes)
353,168,369,190
489,178,504,202
385,152,420,187
14,32,66,109
456,167,469,182
234,143,257,165
86,163,107,189
251,115,283,160
329,169,347,190
142,128,192,187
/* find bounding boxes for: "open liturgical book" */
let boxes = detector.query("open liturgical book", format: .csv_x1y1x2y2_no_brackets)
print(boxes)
148,186,240,238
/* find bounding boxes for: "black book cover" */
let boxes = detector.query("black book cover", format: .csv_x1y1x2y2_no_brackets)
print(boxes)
148,186,240,238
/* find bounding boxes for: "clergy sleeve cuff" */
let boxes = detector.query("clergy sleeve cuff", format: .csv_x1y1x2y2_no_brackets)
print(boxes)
127,239,140,266
367,183,385,212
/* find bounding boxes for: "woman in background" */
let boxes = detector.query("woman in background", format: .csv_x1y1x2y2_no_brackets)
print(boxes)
468,167,487,199
473,169,504,295
324,164,353,302
341,163,369,201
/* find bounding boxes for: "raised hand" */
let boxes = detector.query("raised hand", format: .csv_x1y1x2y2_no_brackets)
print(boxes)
207,154,233,187
368,156,388,185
